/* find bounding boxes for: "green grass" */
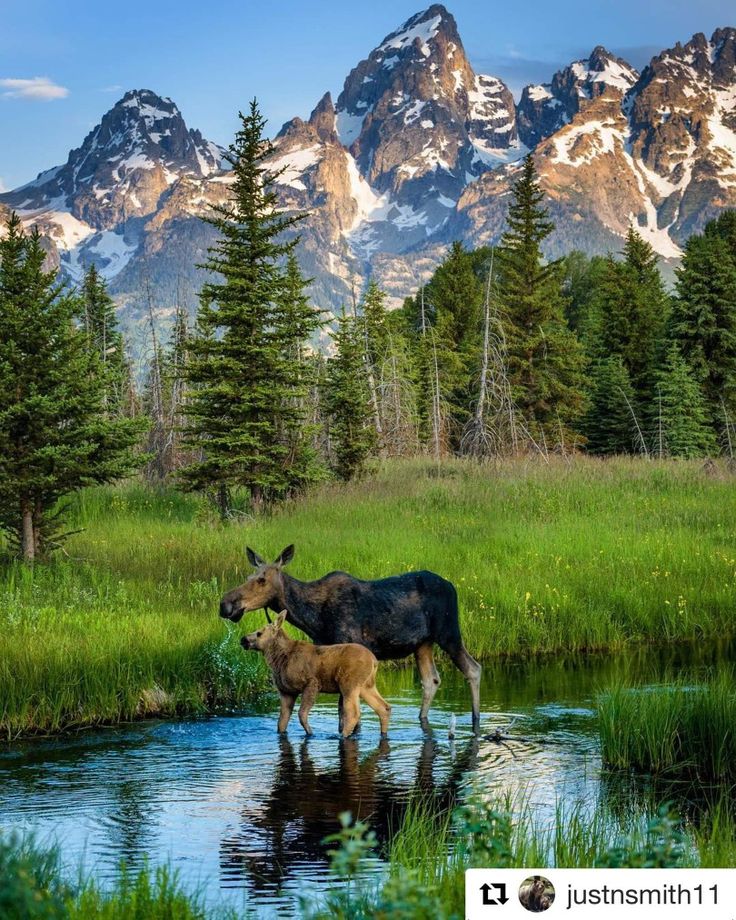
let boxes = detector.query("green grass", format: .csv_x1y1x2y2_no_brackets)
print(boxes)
0,834,237,920
307,790,736,919
1,456,735,737
597,670,736,780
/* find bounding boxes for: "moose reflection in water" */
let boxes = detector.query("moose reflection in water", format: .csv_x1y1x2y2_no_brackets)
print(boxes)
219,731,480,892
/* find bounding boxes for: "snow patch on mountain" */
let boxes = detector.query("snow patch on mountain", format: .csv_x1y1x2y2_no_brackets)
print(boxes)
378,11,443,58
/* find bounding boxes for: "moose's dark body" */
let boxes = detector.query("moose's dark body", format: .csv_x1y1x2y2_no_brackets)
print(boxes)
277,570,462,661
220,546,482,730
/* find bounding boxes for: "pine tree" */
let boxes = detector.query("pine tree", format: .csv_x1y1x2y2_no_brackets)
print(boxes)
274,252,325,491
594,228,669,402
79,264,131,416
669,230,736,420
181,100,305,517
0,214,143,561
654,345,717,458
583,356,638,455
323,310,376,480
497,154,587,445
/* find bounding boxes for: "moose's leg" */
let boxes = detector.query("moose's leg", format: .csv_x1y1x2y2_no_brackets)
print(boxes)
360,684,392,737
298,681,319,736
278,693,296,733
443,641,482,733
415,642,441,727
340,690,362,738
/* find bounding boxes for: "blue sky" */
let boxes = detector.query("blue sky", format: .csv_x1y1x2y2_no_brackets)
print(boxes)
1,0,734,189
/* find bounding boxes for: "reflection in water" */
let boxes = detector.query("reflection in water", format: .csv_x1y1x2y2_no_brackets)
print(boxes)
0,640,733,916
219,732,480,893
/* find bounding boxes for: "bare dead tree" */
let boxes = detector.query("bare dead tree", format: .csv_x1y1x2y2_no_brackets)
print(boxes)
377,332,420,456
460,251,523,460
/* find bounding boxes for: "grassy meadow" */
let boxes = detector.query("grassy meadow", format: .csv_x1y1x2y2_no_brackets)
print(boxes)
1,456,736,737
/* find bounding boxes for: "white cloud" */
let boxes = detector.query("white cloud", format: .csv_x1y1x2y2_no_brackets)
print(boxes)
0,77,69,101
101,84,123,93
0,177,6,192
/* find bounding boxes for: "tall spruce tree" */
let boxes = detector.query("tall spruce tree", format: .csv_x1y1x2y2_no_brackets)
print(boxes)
497,154,586,445
0,214,142,561
654,345,716,458
323,309,376,480
274,252,325,491
583,356,638,455
79,264,131,416
181,100,305,516
594,228,669,403
669,230,736,422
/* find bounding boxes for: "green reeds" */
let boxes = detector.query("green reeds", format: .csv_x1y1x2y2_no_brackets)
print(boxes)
597,671,736,780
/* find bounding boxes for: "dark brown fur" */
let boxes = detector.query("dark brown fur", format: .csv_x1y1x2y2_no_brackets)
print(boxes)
241,611,391,737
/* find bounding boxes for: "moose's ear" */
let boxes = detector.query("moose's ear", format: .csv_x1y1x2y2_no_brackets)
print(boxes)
274,544,295,567
246,547,266,568
275,610,288,629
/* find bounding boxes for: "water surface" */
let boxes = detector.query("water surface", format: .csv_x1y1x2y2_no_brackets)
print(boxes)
0,641,732,915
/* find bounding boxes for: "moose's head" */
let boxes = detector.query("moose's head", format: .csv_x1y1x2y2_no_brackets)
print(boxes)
240,610,287,651
219,545,295,623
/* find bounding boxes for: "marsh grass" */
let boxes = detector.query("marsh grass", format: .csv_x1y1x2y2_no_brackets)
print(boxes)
1,456,735,736
597,671,736,780
309,787,736,919
0,834,237,920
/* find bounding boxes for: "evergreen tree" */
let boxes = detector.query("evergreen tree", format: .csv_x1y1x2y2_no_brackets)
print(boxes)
274,252,325,491
181,100,305,516
323,310,376,480
497,154,587,445
583,356,638,455
669,231,736,420
654,345,717,458
0,214,142,560
79,264,131,416
594,228,669,402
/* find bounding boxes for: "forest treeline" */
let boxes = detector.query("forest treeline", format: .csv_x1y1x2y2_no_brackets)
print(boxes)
1,100,736,557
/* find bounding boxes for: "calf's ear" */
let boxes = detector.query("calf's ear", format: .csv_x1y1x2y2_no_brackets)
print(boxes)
246,547,266,568
275,610,288,629
274,544,295,567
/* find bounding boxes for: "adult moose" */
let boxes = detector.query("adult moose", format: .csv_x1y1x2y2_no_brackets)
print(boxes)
219,545,481,731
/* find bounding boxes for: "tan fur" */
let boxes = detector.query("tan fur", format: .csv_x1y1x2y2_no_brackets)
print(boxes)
242,612,391,738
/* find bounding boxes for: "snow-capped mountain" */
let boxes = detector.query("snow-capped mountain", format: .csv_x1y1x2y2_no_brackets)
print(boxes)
1,6,735,322
517,47,639,148
0,89,226,289
458,27,736,262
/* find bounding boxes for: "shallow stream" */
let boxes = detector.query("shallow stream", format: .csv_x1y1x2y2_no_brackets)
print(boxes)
1,640,732,916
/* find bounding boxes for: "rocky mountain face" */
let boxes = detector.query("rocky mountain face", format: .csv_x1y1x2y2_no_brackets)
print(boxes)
1,7,735,327
516,46,639,147
458,27,736,261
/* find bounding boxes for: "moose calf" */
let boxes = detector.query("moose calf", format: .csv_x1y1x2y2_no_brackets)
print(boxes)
240,611,391,738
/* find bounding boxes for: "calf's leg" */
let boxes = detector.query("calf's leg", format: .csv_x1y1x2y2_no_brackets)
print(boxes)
278,693,296,733
298,681,319,736
340,690,362,738
415,642,441,726
360,684,391,737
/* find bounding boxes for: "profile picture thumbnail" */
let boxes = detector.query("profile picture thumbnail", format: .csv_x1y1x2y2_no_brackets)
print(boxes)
519,875,555,912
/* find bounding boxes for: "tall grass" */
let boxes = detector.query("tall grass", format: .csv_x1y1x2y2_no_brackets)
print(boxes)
0,834,237,920
307,788,736,919
1,457,735,736
597,671,736,780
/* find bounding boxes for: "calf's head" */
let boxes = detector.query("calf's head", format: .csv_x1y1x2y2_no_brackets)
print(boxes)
219,545,295,622
241,611,287,651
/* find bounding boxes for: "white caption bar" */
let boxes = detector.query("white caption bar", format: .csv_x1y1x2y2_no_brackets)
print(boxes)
466,869,736,920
